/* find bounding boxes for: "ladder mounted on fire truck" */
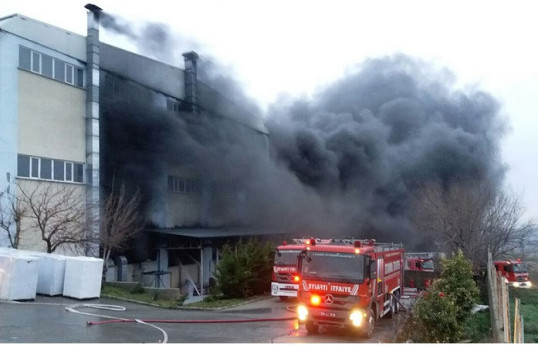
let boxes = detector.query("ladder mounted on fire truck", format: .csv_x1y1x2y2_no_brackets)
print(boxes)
291,238,403,251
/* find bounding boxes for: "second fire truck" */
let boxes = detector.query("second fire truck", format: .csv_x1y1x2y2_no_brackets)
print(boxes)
494,259,532,288
295,238,404,338
271,241,304,300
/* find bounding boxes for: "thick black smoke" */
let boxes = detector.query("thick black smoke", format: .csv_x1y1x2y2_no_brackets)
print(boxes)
100,13,507,248
267,55,507,243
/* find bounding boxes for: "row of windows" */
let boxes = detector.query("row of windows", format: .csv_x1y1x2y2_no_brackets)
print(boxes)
384,260,401,275
17,155,84,183
168,175,200,194
19,46,84,88
167,99,184,113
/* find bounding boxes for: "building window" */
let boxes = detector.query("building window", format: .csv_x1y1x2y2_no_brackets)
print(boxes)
42,55,53,78
54,59,65,82
19,46,84,88
168,175,200,194
19,46,31,70
17,154,84,183
167,99,183,112
31,157,39,178
17,155,30,177
65,64,74,84
74,163,84,183
40,158,52,179
76,68,84,87
53,160,64,181
31,51,41,73
65,162,73,182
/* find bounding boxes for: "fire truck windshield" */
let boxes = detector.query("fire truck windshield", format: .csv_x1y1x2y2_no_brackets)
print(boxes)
509,263,528,273
301,252,365,283
422,260,434,270
274,250,301,266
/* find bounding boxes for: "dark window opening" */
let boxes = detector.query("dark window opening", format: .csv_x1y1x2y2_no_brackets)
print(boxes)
17,155,30,177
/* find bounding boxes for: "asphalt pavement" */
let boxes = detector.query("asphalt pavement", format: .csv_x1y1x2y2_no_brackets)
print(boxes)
0,295,400,343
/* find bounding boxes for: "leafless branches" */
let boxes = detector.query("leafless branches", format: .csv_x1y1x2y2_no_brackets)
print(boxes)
0,181,25,249
100,183,144,265
17,181,88,253
412,179,535,268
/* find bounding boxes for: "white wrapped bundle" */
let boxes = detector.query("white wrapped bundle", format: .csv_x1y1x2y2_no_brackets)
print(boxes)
36,254,66,296
63,256,103,299
0,252,40,300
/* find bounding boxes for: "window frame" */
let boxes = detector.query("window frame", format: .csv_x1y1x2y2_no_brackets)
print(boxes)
31,51,41,74
19,46,84,89
17,154,84,184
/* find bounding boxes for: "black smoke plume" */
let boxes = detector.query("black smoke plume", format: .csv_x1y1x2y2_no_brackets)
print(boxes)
100,13,507,248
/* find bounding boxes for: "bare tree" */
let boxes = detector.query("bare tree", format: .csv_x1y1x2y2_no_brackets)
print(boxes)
412,179,535,269
0,178,25,249
100,183,144,281
18,181,88,253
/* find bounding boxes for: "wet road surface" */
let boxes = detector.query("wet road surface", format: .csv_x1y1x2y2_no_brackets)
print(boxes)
0,295,401,343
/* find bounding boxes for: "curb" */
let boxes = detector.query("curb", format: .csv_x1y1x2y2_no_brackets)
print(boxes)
178,294,274,311
100,293,274,311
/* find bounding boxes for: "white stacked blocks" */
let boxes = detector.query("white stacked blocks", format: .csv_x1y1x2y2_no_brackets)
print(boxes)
0,252,40,300
62,256,103,299
0,249,103,300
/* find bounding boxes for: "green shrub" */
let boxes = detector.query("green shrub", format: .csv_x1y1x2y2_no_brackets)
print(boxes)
397,250,480,342
212,238,274,298
398,291,462,343
434,249,480,321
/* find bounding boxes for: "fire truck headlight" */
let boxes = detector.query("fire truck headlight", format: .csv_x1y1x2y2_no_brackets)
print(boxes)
349,310,363,327
310,295,321,306
297,305,309,321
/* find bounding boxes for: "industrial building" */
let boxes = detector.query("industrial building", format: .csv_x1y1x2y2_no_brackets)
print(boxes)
0,5,274,295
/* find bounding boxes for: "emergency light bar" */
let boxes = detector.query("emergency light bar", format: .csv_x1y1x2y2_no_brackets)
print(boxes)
291,238,378,246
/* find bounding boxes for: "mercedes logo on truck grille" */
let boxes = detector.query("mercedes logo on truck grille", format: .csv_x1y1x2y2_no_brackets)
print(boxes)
324,294,334,304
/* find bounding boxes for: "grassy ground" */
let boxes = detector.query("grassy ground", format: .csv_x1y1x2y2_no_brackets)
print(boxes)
462,310,492,343
101,285,184,308
101,284,262,310
510,284,538,342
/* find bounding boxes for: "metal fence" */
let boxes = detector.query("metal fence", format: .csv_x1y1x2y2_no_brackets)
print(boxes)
487,250,524,343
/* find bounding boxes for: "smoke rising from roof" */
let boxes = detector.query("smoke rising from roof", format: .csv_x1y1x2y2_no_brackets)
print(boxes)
100,13,507,247
267,55,506,242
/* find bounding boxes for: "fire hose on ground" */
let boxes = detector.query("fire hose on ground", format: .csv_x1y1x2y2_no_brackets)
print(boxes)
86,302,298,326
68,302,298,343
87,315,297,326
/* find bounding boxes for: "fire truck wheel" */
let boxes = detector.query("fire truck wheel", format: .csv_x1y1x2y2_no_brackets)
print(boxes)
305,321,319,334
359,307,375,338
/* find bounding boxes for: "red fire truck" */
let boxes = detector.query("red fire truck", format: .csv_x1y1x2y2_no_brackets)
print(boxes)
403,252,440,290
296,238,404,338
271,242,304,300
494,259,532,288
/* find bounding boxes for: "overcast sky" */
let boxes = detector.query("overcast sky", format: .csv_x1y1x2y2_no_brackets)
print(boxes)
2,0,537,221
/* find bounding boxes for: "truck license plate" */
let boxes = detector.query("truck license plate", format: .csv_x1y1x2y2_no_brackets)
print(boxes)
320,311,336,318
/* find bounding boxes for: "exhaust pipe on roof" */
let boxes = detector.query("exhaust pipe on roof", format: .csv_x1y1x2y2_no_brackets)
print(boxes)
182,51,199,113
84,3,102,256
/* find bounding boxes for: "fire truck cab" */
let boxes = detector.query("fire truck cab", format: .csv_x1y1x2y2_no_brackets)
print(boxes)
494,259,532,288
271,242,304,300
295,238,404,338
403,252,439,290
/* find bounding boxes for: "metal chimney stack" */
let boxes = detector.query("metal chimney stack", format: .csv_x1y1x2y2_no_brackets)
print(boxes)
84,3,102,256
182,51,199,113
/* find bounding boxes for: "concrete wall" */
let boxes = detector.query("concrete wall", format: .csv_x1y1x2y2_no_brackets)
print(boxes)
0,33,20,247
18,71,85,162
16,179,86,254
166,167,202,227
